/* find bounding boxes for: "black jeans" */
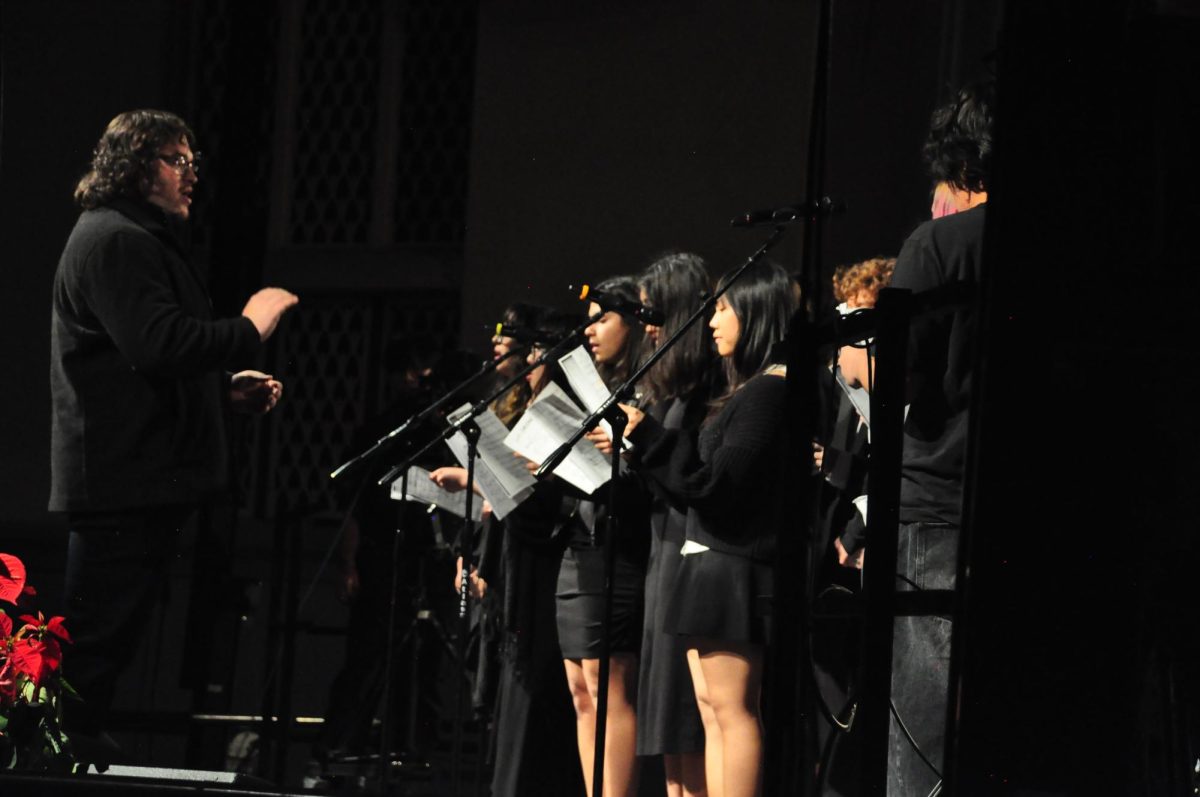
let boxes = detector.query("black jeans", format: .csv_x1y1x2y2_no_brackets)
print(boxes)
62,504,192,735
888,521,958,797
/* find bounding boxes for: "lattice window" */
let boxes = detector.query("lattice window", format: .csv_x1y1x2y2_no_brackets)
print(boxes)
252,291,460,516
287,0,382,245
260,298,374,514
393,0,478,244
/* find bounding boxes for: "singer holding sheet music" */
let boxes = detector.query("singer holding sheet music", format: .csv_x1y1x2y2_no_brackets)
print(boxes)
620,261,798,797
435,306,585,797
554,275,652,797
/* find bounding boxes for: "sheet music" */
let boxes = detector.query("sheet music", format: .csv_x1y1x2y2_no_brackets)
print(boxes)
557,345,630,450
444,403,535,520
389,466,483,521
835,366,871,428
504,382,612,495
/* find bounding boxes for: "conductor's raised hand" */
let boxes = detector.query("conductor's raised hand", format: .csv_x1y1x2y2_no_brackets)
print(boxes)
242,287,299,341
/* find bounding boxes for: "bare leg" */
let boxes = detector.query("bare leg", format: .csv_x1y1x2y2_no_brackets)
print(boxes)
664,751,708,797
695,642,764,797
581,654,641,797
565,658,597,795
687,648,723,797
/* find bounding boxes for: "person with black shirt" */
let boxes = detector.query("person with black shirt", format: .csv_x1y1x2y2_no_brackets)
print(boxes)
49,110,297,747
554,275,650,797
885,83,991,797
628,253,716,797
620,261,798,797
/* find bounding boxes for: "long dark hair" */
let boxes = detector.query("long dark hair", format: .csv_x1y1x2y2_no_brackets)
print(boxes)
589,275,645,390
75,110,195,209
638,252,714,404
716,260,798,397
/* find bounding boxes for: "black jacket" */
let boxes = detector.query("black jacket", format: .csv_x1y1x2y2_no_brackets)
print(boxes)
49,198,261,512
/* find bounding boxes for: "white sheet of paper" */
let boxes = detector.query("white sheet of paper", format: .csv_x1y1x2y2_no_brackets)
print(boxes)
389,466,483,521
504,382,611,495
557,345,630,450
444,403,535,520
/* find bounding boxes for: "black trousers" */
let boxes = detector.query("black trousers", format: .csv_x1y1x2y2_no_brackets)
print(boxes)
62,504,192,735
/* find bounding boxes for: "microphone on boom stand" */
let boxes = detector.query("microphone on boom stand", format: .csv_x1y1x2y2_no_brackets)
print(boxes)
730,196,847,228
571,284,665,326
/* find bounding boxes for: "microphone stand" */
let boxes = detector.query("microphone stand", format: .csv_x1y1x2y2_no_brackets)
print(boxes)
326,349,520,793
360,312,597,796
534,224,791,797
329,348,525,482
372,311,600,490
450,419,481,797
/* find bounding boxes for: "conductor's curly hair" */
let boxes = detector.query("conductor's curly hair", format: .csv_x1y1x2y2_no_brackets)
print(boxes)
922,82,994,194
74,110,194,209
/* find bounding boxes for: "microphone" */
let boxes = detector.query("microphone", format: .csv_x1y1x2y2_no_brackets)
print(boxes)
574,285,665,326
730,196,847,227
489,323,538,343
490,323,577,347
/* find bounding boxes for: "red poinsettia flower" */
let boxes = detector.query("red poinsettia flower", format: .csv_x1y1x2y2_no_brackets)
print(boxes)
9,636,62,687
0,610,12,638
0,553,26,604
44,616,71,644
19,613,42,628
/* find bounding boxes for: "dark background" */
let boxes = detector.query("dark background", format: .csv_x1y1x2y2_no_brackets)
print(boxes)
2,0,1195,794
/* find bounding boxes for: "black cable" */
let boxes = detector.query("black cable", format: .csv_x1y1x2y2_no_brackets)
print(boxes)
807,585,857,734
889,697,944,780
815,694,858,795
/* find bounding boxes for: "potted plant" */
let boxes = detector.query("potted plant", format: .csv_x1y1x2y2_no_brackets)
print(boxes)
0,552,74,771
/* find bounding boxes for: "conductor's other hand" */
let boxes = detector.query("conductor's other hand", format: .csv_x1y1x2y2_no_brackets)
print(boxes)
454,556,487,600
242,287,299,341
230,370,283,414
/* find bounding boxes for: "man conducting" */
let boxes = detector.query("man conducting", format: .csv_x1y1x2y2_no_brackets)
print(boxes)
48,109,298,750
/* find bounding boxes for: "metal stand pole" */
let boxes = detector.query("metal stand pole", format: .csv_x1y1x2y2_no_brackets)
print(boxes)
590,406,628,797
858,287,911,795
451,420,483,797
377,463,410,793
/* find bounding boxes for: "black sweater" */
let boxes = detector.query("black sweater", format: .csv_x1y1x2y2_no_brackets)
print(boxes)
49,198,262,512
629,373,790,562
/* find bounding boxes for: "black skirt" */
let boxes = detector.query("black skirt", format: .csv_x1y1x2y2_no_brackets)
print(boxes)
662,547,773,646
635,510,705,756
555,544,645,659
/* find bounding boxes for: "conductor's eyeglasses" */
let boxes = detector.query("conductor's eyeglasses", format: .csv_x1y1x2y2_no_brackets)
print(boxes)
158,152,202,176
